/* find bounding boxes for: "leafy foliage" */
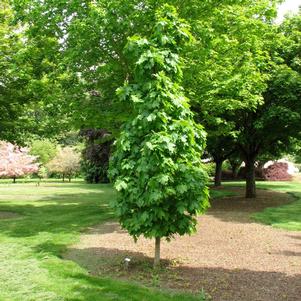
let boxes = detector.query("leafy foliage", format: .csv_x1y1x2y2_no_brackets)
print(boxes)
80,129,113,183
0,2,33,141
10,0,279,137
109,5,209,242
191,8,301,196
29,139,57,165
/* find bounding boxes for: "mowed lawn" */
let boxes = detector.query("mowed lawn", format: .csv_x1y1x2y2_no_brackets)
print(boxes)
223,181,301,231
0,180,300,301
0,182,201,301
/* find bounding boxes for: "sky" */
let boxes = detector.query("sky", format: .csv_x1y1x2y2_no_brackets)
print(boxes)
277,0,301,23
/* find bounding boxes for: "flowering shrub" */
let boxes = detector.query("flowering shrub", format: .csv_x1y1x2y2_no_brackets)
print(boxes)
0,141,39,182
46,147,80,182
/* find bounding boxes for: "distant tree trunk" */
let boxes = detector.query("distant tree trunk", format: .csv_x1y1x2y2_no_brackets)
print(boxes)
68,177,71,182
245,157,256,198
13,176,16,183
214,160,223,187
62,174,65,182
231,162,240,179
154,237,161,268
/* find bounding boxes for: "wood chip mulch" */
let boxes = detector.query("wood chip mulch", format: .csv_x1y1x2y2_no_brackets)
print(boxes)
65,188,301,301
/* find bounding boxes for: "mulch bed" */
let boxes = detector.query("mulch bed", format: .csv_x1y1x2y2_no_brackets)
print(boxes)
65,188,301,301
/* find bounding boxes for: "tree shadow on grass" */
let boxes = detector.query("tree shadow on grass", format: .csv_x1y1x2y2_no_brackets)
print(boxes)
1,186,299,240
0,192,115,238
65,246,301,301
66,272,198,301
208,187,299,225
86,221,126,235
36,183,114,190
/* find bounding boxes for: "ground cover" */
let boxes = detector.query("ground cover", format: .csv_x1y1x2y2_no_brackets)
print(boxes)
1,180,300,301
65,185,301,301
223,181,301,231
0,182,201,301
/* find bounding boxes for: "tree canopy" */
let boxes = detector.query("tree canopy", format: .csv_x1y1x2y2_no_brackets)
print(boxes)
2,0,300,199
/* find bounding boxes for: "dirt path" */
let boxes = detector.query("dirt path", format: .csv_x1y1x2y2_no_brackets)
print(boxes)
65,188,301,301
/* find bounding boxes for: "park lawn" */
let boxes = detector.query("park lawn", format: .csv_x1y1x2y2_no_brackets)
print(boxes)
224,181,301,231
0,180,297,301
209,188,236,199
0,182,202,301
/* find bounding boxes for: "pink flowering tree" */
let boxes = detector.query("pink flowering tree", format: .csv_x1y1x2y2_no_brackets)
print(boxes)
0,141,39,183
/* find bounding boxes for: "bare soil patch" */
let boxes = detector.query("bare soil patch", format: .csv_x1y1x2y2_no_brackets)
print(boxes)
65,188,301,301
0,211,21,219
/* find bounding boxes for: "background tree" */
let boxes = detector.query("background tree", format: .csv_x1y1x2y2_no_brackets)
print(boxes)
37,166,48,183
80,129,113,184
0,1,33,142
0,141,39,182
11,0,279,134
183,2,299,198
29,139,57,166
206,135,237,186
291,140,301,164
228,157,243,179
109,5,209,267
0,1,71,143
47,147,80,182
233,12,301,197
11,0,298,199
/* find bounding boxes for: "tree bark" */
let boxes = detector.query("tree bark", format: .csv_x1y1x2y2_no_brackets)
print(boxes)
214,160,223,187
13,176,16,183
231,163,240,179
62,174,65,182
245,157,256,198
154,237,161,268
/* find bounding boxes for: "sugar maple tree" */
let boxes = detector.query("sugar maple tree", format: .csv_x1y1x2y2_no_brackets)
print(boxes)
0,141,39,182
109,5,209,267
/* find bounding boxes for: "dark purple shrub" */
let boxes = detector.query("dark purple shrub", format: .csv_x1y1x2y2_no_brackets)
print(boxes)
263,162,292,181
80,129,114,183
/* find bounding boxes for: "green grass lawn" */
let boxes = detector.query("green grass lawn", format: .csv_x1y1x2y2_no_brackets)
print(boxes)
224,181,301,231
209,188,236,199
0,182,202,301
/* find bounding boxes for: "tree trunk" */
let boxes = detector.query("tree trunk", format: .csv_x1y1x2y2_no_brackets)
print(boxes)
154,237,161,268
231,164,239,179
68,177,71,182
62,174,65,182
245,157,256,198
214,160,223,187
13,176,16,183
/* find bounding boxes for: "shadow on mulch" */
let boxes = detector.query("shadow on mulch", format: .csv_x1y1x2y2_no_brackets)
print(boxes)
86,221,126,235
65,246,301,301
